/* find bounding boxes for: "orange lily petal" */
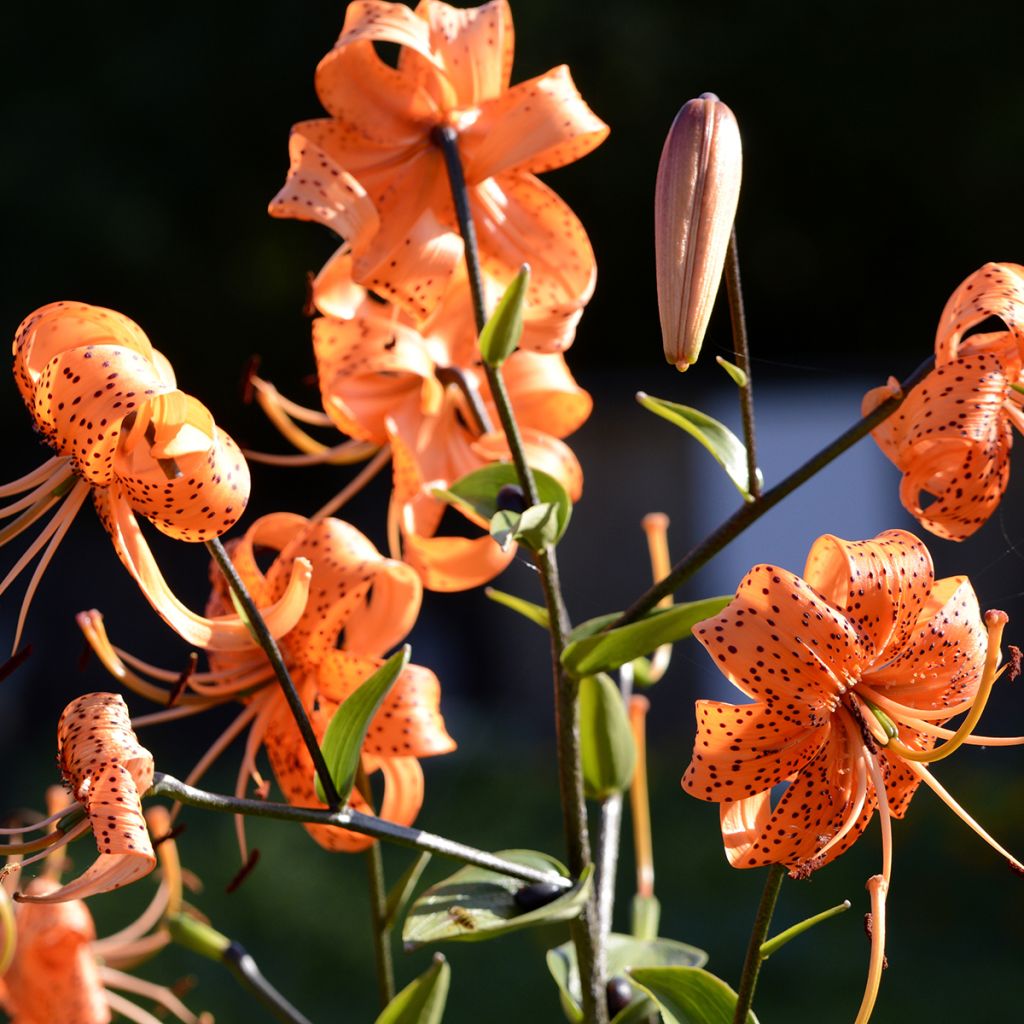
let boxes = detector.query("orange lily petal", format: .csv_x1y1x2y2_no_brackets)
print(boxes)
313,247,370,320
803,529,934,662
472,428,585,502
461,65,609,182
935,262,1024,364
20,694,155,904
500,350,593,439
692,564,864,724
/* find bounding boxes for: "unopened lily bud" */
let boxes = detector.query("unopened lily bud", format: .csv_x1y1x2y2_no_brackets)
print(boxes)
654,93,742,371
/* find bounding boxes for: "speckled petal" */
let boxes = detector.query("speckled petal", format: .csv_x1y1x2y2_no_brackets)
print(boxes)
461,65,609,182
692,564,865,723
935,262,1024,364
803,530,934,662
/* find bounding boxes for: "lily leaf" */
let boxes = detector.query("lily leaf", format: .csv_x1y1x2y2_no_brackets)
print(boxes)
715,355,748,388
315,646,410,804
636,392,762,501
484,588,551,631
440,464,572,545
579,674,636,800
402,851,590,950
384,851,432,931
479,265,530,366
375,954,450,1024
547,934,708,1023
561,597,731,678
490,509,520,552
628,967,758,1024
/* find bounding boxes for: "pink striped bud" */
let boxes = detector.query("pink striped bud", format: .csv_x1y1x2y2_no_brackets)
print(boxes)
654,94,742,371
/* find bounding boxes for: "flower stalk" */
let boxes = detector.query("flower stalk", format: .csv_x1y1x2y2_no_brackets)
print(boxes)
359,768,396,1007
433,122,605,1024
732,863,786,1024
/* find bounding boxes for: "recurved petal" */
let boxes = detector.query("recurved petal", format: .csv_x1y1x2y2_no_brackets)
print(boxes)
862,574,986,712
114,395,250,542
500,350,593,439
13,302,160,409
398,520,515,591
803,530,934,663
420,0,514,106
313,312,436,445
268,131,381,248
692,564,864,724
95,486,311,651
313,248,369,320
935,262,1024,364
460,65,609,183
683,700,829,803
717,722,871,870
471,174,597,337
317,652,455,758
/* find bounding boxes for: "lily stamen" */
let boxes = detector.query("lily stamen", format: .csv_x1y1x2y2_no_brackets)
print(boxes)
854,875,889,1024
641,513,674,683
884,610,1007,764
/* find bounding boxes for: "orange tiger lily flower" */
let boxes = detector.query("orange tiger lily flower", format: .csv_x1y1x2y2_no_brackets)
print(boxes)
80,513,455,855
864,263,1024,540
261,258,590,590
684,530,1023,1022
269,0,608,331
1,800,211,1024
2,302,309,652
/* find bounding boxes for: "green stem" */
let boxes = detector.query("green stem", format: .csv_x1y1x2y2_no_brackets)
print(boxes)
150,773,572,889
733,864,785,1024
205,537,341,808
723,229,760,498
433,123,605,1024
615,354,935,626
360,769,396,1007
760,899,851,960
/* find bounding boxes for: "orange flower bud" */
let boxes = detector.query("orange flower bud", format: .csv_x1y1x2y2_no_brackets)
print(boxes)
654,93,742,371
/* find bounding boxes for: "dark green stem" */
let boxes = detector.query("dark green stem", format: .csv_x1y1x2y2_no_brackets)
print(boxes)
433,122,605,1024
732,864,785,1024
205,537,341,807
724,230,760,498
150,773,572,889
223,941,315,1024
615,354,935,626
359,769,396,1007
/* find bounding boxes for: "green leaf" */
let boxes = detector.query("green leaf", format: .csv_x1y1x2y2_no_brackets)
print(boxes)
715,355,748,388
579,674,636,800
636,392,763,501
547,935,708,1022
402,851,591,950
384,851,432,931
514,502,563,551
479,265,530,366
484,588,551,630
561,597,731,677
628,968,758,1024
375,954,450,1024
315,646,410,804
489,509,520,551
440,464,572,545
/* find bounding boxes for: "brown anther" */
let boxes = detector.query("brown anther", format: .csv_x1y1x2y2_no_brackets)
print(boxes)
1008,645,1022,682
1008,859,1024,878
239,354,262,404
225,848,260,893
863,913,889,968
144,422,183,481
788,854,825,881
0,644,33,684
167,652,200,707
302,270,317,318
843,695,880,754
76,639,92,672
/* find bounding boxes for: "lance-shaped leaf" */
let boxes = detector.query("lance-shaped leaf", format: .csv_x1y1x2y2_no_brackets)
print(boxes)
637,393,763,501
485,587,551,630
579,674,636,800
548,935,708,1023
715,355,748,387
437,464,572,545
628,967,759,1024
491,502,564,553
375,954,450,1024
561,597,732,677
402,851,591,949
315,645,411,803
479,265,530,366
384,851,433,930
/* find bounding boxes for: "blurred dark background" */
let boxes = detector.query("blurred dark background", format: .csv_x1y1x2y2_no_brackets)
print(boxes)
3,2,1024,1021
